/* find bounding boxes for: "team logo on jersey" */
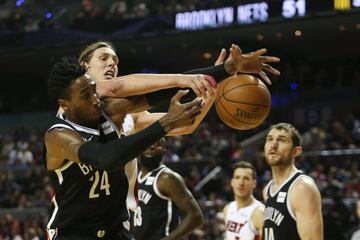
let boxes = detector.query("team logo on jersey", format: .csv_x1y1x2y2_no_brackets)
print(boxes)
101,121,115,135
145,176,155,185
84,135,93,142
97,230,105,238
277,192,287,203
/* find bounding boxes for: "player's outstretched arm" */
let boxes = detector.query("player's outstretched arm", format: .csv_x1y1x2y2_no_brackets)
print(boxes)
45,91,203,172
157,170,204,240
96,73,214,99
290,177,324,240
143,44,280,109
185,44,280,85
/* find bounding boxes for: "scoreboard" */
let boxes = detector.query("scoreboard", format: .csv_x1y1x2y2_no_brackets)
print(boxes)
175,0,360,30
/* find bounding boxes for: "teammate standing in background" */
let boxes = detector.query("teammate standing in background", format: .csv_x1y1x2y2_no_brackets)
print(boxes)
131,138,203,240
223,161,264,240
262,123,323,240
349,199,360,240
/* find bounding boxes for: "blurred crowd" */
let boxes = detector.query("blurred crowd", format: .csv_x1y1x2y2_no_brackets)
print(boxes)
0,111,359,239
0,0,228,34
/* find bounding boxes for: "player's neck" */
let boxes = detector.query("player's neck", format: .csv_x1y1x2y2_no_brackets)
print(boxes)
271,164,297,188
235,195,254,209
140,165,160,176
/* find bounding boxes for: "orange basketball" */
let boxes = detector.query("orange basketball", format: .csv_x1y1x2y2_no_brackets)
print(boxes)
215,74,271,130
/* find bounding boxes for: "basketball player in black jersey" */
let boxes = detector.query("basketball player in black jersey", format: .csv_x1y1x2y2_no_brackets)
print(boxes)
262,123,323,240
130,138,203,240
44,57,205,240
47,42,280,240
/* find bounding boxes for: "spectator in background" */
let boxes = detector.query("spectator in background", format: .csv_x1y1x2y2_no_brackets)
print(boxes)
107,1,129,21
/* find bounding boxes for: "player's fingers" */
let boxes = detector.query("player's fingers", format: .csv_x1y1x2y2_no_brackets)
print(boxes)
231,44,242,57
262,63,281,76
259,56,280,63
214,48,226,65
182,98,203,110
203,80,215,96
171,90,189,103
253,48,267,57
189,81,201,97
259,71,272,85
190,110,202,120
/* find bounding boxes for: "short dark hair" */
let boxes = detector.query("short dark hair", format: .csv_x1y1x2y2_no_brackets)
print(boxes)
47,56,86,102
269,122,302,147
233,161,257,179
78,41,116,64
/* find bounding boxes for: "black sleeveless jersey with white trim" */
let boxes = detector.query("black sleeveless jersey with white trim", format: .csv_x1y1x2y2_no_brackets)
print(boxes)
43,112,130,238
263,171,303,240
130,165,180,240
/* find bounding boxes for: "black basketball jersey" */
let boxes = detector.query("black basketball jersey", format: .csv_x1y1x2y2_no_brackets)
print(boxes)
130,165,180,240
263,171,304,240
44,112,131,239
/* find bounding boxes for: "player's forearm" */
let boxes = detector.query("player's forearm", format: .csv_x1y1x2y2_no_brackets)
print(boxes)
97,74,186,98
146,65,230,108
184,63,231,83
77,121,167,171
161,211,204,240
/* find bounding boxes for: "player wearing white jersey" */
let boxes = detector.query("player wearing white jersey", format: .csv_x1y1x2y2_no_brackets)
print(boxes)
223,161,265,240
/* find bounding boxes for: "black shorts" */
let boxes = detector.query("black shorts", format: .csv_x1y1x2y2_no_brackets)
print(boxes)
50,228,132,240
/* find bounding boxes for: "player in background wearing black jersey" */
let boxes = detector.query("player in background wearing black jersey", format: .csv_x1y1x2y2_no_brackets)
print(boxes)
131,138,203,240
44,57,204,240
262,123,323,240
348,199,360,240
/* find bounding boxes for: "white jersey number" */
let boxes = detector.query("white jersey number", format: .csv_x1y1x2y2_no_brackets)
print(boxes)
89,171,111,199
264,227,275,240
133,206,143,227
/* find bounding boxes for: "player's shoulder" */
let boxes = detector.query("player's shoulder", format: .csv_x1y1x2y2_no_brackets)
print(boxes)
157,167,184,188
253,199,265,209
45,127,80,144
223,201,233,217
290,174,320,202
293,174,318,192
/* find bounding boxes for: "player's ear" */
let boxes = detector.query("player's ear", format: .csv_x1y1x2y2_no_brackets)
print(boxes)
252,178,257,189
293,146,302,158
81,61,90,70
58,99,69,111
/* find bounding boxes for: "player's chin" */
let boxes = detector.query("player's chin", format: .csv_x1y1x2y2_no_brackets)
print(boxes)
266,156,280,166
91,109,102,121
103,75,113,80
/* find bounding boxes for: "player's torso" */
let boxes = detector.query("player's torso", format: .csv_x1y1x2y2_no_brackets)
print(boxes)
225,200,264,240
45,113,132,235
263,171,303,240
131,165,180,240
